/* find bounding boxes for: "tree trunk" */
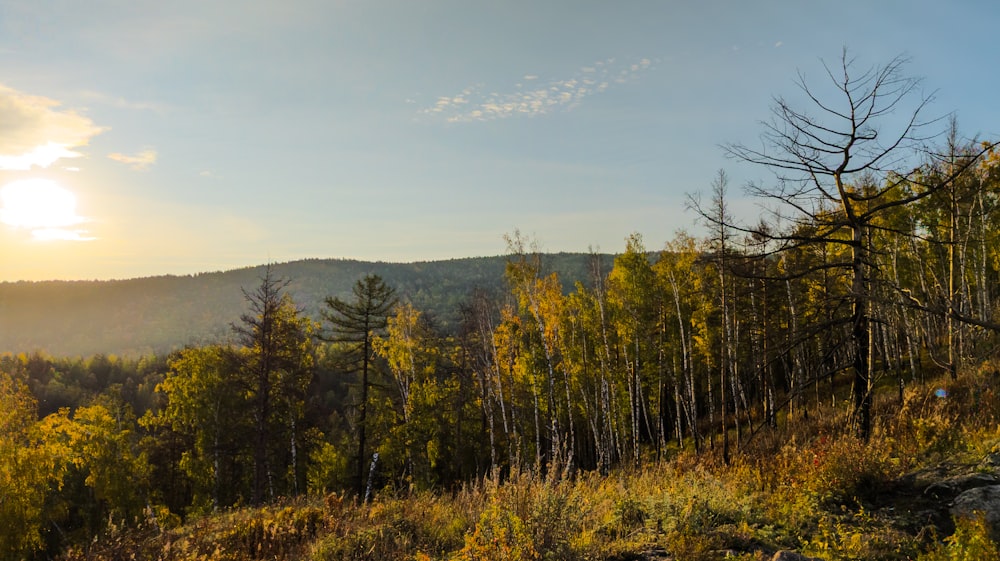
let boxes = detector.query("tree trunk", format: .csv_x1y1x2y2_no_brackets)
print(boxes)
851,223,873,441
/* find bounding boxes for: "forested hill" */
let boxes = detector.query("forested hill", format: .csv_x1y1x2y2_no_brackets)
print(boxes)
0,253,605,357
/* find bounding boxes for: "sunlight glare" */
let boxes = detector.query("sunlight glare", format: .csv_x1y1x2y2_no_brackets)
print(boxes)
0,178,91,240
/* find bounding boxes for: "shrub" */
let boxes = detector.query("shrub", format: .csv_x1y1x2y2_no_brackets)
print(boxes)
311,492,471,561
453,472,593,561
920,515,1000,561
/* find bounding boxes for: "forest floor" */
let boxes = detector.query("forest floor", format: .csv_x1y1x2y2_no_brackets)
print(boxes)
61,362,1000,561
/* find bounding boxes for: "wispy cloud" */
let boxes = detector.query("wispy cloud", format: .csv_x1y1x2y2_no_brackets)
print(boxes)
0,85,106,170
420,57,656,123
78,90,167,112
30,228,95,242
108,148,157,170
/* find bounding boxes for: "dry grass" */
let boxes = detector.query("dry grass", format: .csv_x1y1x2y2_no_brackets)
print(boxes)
60,367,1000,561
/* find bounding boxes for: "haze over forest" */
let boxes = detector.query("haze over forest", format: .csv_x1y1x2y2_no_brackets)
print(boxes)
0,253,602,357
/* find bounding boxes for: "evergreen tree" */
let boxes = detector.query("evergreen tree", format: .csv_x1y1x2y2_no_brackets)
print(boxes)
232,264,314,504
321,274,397,496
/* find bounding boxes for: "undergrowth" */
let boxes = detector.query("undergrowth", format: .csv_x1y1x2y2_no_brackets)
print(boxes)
59,366,1000,561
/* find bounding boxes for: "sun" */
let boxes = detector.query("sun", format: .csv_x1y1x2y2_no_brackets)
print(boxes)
0,178,90,240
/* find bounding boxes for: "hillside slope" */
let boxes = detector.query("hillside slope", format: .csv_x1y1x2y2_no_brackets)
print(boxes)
57,368,1000,561
0,253,606,357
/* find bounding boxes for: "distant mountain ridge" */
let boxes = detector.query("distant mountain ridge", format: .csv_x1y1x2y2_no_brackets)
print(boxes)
0,253,607,357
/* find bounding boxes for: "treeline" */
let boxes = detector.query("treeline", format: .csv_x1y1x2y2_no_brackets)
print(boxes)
0,254,602,357
4,52,1000,560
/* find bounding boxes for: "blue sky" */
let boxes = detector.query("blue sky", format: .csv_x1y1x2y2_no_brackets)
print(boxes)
0,0,997,280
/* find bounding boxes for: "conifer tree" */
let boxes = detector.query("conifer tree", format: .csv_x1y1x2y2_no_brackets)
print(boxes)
322,274,397,496
232,264,314,504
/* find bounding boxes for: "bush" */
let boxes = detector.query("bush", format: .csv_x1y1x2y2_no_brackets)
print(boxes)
453,472,594,561
311,491,472,561
920,515,1000,561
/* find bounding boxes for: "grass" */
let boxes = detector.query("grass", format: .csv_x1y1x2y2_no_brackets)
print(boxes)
60,364,1000,561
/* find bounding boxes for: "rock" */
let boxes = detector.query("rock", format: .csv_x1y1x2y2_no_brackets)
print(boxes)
913,508,946,526
951,485,1000,539
925,472,1000,499
771,551,821,561
897,463,964,493
637,545,671,560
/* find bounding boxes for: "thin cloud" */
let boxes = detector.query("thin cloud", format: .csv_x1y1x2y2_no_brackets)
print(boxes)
108,148,157,170
31,228,96,242
0,85,106,170
79,90,167,112
420,57,656,123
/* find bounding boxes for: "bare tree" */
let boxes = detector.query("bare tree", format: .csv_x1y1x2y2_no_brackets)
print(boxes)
707,170,734,464
716,50,995,440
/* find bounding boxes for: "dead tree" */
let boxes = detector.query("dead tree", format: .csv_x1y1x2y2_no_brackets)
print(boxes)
714,50,994,440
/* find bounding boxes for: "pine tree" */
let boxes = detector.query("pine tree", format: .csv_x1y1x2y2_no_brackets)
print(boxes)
321,274,397,496
232,264,314,504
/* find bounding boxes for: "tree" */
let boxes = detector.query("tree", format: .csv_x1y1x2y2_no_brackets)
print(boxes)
653,232,703,452
0,372,60,559
695,171,736,463
44,401,151,539
232,264,315,504
154,344,244,510
720,50,996,440
459,288,510,472
150,267,314,509
373,302,443,486
322,274,397,496
606,233,659,466
905,119,1000,379
504,231,579,474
